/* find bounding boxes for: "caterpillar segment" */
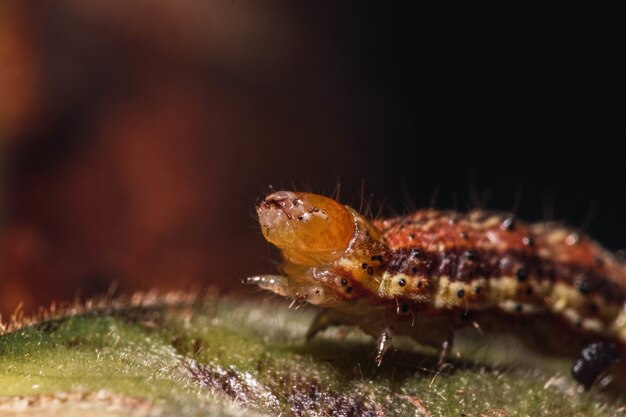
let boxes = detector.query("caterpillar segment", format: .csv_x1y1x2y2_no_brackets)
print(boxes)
248,191,626,389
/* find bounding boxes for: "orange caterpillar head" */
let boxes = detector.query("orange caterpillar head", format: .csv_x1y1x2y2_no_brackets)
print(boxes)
255,191,387,306
256,191,356,266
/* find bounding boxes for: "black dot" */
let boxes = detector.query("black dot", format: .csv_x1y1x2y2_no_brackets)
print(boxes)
367,266,375,276
475,286,482,294
370,255,377,261
514,304,523,313
340,278,348,286
463,250,478,261
346,286,353,293
516,268,528,282
589,303,599,314
576,278,591,294
525,286,533,296
411,249,424,259
459,232,468,240
399,302,410,313
456,289,465,298
398,279,406,287
408,233,416,239
297,215,304,221
416,281,423,289
411,266,418,274
361,263,368,269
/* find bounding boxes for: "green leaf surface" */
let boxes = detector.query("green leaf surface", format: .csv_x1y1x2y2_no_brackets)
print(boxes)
0,294,623,416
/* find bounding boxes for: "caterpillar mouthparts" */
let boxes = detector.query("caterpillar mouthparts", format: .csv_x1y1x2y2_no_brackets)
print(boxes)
250,190,626,390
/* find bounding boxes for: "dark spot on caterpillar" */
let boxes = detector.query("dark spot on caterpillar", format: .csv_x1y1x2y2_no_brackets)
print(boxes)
340,278,348,286
361,263,368,269
456,289,465,298
411,249,424,259
367,266,375,276
408,233,416,240
576,277,591,294
346,286,353,293
460,310,470,321
286,214,293,220
313,207,319,212
459,232,468,240
297,215,304,221
411,266,418,274
575,320,583,328
525,286,533,296
416,281,423,289
514,304,523,313
589,303,599,314
501,216,516,231
463,250,478,261
398,279,406,287
399,302,410,313
475,286,482,294
516,267,528,282
522,236,534,246
370,255,383,262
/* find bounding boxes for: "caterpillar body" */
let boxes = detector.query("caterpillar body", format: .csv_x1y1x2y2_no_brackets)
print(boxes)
248,191,626,389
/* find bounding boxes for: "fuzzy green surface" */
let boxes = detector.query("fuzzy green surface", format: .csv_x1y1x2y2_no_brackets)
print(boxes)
0,297,623,416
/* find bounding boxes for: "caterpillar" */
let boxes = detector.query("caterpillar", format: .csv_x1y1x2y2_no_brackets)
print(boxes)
247,191,626,389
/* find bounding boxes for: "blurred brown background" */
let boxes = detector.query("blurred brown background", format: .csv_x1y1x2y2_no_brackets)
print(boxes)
1,1,624,315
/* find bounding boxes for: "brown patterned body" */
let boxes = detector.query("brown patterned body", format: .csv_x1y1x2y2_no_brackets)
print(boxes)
251,192,626,388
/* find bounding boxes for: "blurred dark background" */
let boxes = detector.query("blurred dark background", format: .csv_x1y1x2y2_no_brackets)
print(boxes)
0,1,624,315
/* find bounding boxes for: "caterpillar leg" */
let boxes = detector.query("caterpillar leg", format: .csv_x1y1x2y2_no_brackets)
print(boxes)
244,275,290,297
437,337,454,370
572,341,620,390
375,327,393,366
